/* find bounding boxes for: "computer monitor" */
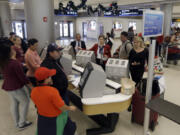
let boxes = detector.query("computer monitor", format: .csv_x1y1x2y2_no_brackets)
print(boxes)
106,58,129,83
76,50,96,67
79,62,106,98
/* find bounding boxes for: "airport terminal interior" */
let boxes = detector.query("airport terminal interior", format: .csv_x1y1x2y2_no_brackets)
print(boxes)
0,0,180,135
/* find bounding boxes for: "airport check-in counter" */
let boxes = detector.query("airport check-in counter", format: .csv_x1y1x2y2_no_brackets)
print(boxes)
67,53,132,134
58,49,132,134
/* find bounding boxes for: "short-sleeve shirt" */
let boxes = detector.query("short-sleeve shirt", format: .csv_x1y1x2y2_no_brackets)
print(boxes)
31,86,65,117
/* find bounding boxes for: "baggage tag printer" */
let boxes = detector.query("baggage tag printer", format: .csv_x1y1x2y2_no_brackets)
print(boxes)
106,58,129,83
76,50,96,68
79,62,120,98
62,45,76,59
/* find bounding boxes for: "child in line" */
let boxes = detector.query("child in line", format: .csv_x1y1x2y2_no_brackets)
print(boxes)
31,67,76,135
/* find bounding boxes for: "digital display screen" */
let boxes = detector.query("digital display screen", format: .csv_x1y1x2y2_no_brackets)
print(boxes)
54,10,78,16
79,62,93,97
104,9,143,17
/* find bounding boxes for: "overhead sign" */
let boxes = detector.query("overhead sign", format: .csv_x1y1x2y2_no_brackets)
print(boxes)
54,10,78,16
143,10,164,37
104,9,143,17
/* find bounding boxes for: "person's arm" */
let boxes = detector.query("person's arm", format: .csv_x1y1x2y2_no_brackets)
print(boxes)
13,61,33,87
52,89,76,112
27,53,40,70
89,44,96,51
106,46,111,58
60,105,76,111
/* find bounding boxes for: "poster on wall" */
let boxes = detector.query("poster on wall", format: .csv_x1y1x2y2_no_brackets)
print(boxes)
143,10,164,37
88,20,96,31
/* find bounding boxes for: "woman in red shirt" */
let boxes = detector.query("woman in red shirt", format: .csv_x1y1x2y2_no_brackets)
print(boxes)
89,35,111,70
0,38,33,130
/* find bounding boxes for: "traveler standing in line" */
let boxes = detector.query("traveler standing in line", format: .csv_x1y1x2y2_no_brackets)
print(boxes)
31,67,76,135
90,35,111,70
41,44,77,135
25,39,42,86
12,36,25,64
70,33,86,55
128,27,135,43
129,36,149,85
114,31,132,59
0,39,33,130
106,32,113,49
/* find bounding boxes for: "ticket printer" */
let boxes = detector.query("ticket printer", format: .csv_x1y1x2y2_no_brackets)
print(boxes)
76,50,96,67
106,58,129,83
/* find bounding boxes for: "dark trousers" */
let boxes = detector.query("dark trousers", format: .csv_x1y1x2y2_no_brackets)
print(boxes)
63,118,76,135
37,115,76,135
130,68,144,85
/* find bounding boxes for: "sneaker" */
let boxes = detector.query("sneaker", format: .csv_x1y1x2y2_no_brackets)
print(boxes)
18,121,32,131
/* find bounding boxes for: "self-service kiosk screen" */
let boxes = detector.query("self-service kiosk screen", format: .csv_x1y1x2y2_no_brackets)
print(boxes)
79,62,93,97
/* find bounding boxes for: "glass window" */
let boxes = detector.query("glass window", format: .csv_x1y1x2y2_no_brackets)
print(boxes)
129,22,136,30
63,23,68,37
60,23,63,37
70,23,74,38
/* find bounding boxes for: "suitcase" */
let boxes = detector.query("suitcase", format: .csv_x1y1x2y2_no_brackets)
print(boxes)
131,90,159,131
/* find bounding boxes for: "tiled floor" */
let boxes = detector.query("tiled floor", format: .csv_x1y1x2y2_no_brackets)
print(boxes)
0,39,180,135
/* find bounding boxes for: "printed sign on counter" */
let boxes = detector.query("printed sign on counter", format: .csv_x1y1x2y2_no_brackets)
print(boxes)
143,10,164,37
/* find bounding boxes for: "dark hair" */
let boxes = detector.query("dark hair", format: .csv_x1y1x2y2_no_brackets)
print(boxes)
28,38,38,47
106,33,111,38
121,31,128,38
98,35,105,40
0,38,14,70
9,32,16,36
37,80,45,85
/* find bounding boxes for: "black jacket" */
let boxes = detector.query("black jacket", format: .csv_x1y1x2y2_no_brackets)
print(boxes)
41,57,68,98
70,40,86,54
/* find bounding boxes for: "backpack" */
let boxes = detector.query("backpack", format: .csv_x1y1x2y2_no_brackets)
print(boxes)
124,41,132,54
137,78,160,96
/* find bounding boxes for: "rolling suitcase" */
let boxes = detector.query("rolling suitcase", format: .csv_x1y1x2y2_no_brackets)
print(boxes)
131,89,160,131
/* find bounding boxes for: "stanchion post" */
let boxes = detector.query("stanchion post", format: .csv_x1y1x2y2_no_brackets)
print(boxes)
143,39,156,135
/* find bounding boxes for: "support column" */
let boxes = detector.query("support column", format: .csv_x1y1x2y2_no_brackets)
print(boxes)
0,1,12,37
24,0,55,52
161,4,173,36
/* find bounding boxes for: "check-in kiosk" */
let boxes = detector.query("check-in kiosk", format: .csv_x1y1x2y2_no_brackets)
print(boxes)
62,45,75,59
79,62,106,98
60,53,72,75
106,58,129,83
76,50,96,67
